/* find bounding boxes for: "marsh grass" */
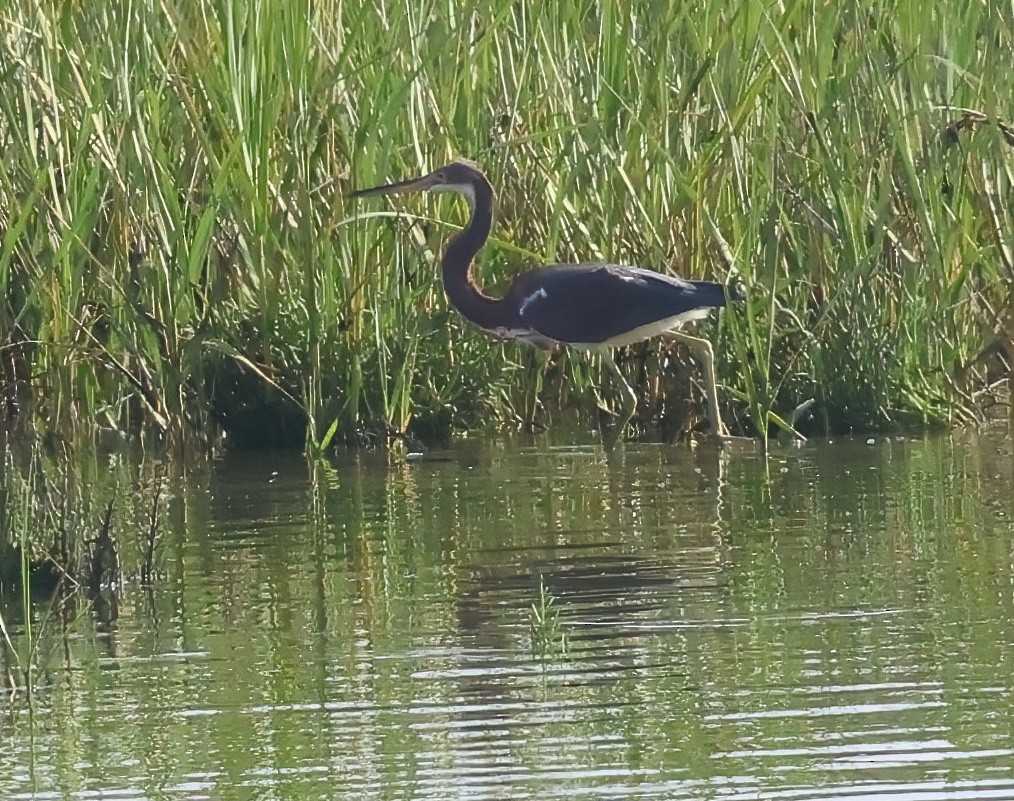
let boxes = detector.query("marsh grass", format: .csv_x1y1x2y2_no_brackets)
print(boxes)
0,436,170,700
530,577,569,661
1,0,1011,447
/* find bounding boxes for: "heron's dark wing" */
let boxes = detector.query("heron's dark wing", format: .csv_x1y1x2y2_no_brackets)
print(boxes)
505,263,728,345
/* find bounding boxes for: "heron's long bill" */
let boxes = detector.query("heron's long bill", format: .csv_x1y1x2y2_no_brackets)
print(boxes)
350,172,438,199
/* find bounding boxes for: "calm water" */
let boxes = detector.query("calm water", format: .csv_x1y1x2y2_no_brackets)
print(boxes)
3,431,1014,800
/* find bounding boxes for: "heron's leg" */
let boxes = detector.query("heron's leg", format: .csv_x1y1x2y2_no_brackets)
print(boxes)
600,351,637,419
596,350,637,450
667,332,728,438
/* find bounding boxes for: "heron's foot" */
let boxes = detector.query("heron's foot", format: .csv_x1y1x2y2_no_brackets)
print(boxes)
694,430,730,445
601,423,624,451
594,397,636,422
595,399,618,418
706,428,756,447
596,404,635,428
597,401,636,451
701,420,736,444
602,415,635,450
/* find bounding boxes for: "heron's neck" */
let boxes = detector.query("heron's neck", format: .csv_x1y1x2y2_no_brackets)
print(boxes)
441,180,518,331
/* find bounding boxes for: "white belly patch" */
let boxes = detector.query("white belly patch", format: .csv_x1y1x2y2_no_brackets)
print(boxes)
574,309,712,348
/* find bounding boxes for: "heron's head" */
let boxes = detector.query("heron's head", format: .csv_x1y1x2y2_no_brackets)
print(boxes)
350,159,489,207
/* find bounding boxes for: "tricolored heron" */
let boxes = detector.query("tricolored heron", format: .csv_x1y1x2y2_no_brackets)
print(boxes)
351,159,739,440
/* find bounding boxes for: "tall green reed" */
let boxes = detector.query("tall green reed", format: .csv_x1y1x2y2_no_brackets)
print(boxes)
1,0,1010,448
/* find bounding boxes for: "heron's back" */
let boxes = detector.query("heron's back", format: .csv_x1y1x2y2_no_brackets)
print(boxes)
507,263,730,346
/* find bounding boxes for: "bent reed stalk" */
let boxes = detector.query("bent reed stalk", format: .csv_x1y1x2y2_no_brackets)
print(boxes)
1,0,1011,449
